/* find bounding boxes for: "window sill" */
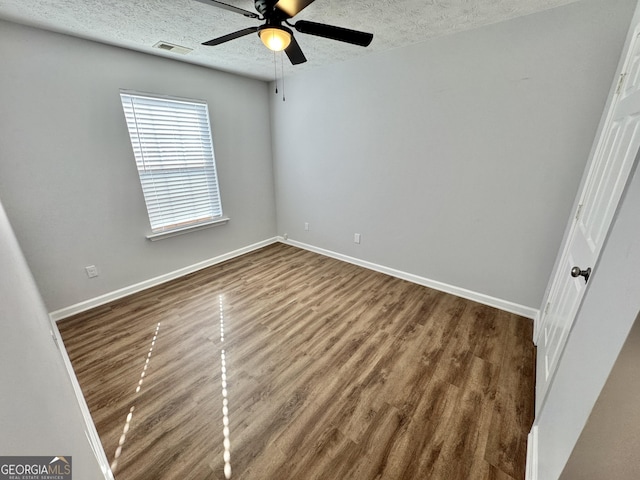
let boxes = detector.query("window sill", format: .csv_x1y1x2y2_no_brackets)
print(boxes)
146,217,230,241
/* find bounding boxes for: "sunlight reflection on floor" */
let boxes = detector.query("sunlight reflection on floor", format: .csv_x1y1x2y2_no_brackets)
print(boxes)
110,322,161,474
219,294,232,479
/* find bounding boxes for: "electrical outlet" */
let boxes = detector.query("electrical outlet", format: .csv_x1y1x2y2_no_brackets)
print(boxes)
354,233,361,244
304,222,310,231
85,265,99,278
283,233,288,240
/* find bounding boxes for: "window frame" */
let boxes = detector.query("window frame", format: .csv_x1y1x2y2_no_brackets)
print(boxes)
119,90,228,241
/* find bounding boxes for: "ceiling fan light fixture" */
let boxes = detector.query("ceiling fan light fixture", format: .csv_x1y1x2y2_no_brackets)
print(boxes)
259,26,292,52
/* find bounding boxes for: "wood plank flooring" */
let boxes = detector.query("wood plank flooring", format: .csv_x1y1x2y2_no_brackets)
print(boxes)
58,243,535,480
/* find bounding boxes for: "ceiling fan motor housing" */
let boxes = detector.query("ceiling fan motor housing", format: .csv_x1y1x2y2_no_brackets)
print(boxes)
255,0,274,17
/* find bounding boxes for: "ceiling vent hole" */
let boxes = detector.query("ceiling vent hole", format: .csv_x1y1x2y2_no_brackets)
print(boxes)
153,41,192,55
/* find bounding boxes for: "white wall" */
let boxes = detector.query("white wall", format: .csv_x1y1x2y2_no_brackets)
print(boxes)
270,0,635,310
0,198,109,478
534,156,640,479
0,20,277,312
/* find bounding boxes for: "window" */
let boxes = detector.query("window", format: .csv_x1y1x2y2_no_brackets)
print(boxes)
120,91,226,239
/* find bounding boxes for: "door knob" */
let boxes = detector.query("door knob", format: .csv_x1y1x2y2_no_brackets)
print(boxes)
571,266,591,283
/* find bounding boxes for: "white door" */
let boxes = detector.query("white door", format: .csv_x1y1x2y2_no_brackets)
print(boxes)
536,28,640,413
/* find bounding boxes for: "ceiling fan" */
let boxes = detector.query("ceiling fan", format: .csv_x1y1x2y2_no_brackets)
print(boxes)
195,0,374,65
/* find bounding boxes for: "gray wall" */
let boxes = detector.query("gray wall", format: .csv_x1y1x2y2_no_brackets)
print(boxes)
534,154,640,479
0,1,634,316
560,312,640,480
0,198,108,478
270,0,635,310
0,3,638,477
0,20,277,312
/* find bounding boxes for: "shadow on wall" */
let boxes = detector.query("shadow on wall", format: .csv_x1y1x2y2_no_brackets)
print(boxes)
560,310,640,480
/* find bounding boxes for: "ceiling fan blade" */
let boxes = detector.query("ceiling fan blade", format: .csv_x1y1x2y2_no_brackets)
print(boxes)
202,27,259,46
285,35,307,65
193,0,259,19
274,0,316,18
294,20,373,47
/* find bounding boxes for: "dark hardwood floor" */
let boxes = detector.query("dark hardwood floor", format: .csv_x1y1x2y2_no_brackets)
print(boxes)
58,243,535,480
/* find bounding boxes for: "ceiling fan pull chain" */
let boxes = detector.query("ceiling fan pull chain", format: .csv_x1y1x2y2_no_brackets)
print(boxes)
281,53,286,102
274,50,278,94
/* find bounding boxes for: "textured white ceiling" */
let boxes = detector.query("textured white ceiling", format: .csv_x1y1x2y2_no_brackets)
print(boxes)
0,0,580,81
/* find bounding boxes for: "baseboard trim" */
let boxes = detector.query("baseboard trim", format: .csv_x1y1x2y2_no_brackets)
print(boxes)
280,237,539,320
526,425,539,480
50,317,115,479
49,238,279,322
51,236,538,322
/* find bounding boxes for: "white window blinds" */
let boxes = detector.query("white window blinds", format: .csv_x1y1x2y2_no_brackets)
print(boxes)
120,91,223,234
